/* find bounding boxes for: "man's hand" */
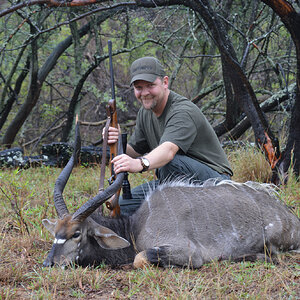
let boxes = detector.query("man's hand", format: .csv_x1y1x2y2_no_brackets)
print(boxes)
112,154,143,174
102,126,120,144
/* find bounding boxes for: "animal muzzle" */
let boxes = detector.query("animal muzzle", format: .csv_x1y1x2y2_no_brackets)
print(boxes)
43,255,54,267
43,243,71,268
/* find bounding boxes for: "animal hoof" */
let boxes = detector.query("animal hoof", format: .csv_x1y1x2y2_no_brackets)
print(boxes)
133,251,149,269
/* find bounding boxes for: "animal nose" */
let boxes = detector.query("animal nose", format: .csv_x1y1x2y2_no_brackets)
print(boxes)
43,258,54,267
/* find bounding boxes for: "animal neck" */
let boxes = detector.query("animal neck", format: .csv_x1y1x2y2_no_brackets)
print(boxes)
77,213,136,266
91,213,133,240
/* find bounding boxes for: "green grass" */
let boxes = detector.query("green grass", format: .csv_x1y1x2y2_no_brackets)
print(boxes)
0,153,299,299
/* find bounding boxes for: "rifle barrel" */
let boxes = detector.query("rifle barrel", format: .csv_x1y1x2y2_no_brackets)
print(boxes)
108,40,115,100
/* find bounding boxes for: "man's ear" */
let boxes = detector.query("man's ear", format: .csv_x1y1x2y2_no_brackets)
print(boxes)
163,75,169,87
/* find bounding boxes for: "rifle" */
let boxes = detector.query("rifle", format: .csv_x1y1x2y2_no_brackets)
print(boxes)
104,40,131,216
121,133,132,200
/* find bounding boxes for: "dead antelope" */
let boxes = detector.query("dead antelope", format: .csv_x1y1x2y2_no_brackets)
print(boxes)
43,124,300,268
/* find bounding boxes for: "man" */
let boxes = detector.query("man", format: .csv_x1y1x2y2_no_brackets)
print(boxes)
105,57,232,216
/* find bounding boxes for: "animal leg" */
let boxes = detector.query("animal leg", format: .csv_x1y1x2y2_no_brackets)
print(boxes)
133,247,170,268
230,253,277,264
133,244,204,268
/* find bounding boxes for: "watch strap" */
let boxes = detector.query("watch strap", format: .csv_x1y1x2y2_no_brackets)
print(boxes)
139,157,149,173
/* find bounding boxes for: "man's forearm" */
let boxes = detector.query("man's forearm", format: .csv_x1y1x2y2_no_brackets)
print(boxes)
112,141,178,174
143,142,179,170
126,144,141,158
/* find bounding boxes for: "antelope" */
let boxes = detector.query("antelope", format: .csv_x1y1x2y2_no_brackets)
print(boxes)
42,124,300,268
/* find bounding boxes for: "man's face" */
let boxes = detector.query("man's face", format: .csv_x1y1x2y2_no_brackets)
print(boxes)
133,77,168,113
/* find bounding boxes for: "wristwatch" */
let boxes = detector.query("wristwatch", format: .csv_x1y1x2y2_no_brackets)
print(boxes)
138,157,150,173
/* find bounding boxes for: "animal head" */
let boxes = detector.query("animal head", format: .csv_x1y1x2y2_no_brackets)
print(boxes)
42,122,129,267
42,215,130,267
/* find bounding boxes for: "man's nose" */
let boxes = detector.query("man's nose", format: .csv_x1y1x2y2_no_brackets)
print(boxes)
140,87,150,95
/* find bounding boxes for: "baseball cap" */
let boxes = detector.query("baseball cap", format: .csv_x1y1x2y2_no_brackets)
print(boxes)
130,57,165,85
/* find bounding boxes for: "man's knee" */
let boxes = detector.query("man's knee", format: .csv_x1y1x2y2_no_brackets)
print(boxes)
157,155,193,181
157,154,225,183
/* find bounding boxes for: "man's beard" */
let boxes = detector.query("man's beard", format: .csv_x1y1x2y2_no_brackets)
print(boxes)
141,97,158,111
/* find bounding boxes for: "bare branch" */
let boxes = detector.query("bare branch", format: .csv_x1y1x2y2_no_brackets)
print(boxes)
23,118,67,149
0,0,136,18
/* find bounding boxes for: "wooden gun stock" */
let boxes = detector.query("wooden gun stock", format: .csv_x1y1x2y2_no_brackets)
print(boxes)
105,99,121,216
107,98,118,173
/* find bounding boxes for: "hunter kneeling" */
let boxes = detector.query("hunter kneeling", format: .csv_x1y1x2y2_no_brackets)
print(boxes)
104,56,233,216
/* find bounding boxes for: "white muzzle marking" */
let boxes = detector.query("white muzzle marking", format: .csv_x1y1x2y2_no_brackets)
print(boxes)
54,238,66,244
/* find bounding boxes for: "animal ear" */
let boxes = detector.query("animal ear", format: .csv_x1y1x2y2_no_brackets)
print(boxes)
42,219,56,237
93,225,130,250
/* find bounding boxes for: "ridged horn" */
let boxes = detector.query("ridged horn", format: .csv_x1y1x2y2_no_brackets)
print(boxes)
72,136,124,222
53,121,81,219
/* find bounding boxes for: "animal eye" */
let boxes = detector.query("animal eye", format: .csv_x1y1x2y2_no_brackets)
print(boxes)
72,231,81,239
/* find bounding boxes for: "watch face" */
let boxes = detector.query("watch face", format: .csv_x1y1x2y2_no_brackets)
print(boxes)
142,158,150,167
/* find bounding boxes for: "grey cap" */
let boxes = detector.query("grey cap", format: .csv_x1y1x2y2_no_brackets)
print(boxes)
130,57,165,85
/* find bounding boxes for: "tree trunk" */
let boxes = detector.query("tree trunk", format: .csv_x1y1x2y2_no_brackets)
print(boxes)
213,59,241,137
61,59,103,141
0,56,30,131
225,83,295,140
2,26,40,147
262,0,300,178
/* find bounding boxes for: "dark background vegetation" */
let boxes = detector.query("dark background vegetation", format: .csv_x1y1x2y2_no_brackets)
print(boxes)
1,0,300,182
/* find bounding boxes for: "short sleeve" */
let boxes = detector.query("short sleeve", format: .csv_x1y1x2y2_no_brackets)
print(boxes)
159,110,198,153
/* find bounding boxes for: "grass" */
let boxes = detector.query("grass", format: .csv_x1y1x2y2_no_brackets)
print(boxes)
0,148,299,299
228,144,273,183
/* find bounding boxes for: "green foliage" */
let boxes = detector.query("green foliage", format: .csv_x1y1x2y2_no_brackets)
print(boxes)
278,153,300,218
0,169,32,234
40,103,62,122
0,167,55,235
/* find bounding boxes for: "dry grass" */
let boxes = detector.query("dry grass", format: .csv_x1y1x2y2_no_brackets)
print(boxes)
0,149,299,299
228,145,273,183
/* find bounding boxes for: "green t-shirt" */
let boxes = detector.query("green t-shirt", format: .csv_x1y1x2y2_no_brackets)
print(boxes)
129,91,233,176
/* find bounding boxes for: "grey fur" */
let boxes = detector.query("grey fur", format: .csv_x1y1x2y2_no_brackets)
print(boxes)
43,180,300,268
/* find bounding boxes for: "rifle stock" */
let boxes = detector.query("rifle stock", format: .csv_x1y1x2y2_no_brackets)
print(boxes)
107,98,118,173
105,99,121,216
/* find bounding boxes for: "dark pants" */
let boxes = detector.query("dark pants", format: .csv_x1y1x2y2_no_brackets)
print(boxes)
119,154,230,216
